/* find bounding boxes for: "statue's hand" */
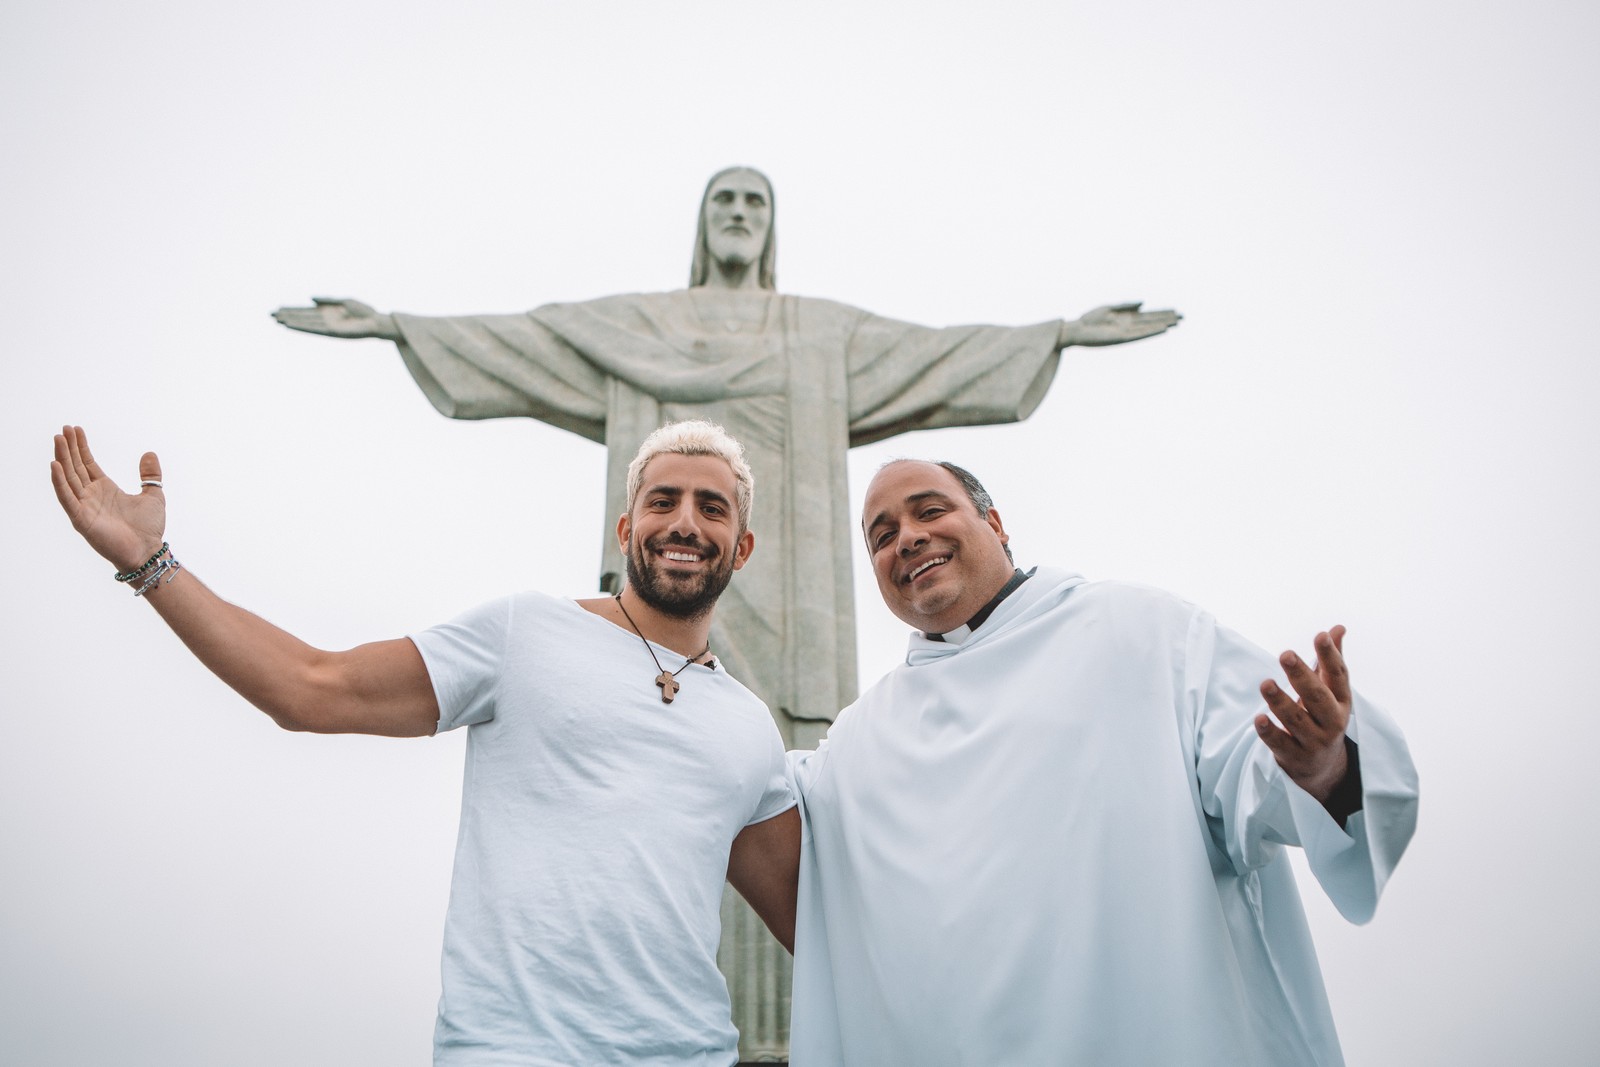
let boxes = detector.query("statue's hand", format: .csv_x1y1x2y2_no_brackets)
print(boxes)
271,297,398,340
1060,302,1182,348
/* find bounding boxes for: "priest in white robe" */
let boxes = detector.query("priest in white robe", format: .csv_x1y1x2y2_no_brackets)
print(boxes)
787,459,1419,1067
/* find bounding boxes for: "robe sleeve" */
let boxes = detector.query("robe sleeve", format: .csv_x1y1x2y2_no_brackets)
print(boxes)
841,308,1064,447
785,744,848,1067
390,311,610,443
1188,610,1420,924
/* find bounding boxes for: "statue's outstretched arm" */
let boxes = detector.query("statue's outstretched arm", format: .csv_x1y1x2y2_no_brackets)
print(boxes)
271,297,401,342
1059,302,1181,348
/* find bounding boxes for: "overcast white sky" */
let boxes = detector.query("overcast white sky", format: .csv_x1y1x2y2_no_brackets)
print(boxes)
4,1,1598,1064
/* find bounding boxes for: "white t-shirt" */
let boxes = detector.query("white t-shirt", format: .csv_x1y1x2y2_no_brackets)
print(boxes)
412,592,794,1066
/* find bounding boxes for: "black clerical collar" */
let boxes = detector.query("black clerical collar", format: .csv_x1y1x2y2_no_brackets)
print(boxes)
924,567,1034,642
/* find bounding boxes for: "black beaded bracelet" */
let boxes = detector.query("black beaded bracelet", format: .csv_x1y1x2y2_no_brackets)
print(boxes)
114,542,171,583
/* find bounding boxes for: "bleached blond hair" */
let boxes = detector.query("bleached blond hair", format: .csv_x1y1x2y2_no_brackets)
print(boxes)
625,420,754,530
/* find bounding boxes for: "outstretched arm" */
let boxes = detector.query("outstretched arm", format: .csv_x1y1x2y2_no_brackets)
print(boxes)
49,426,437,737
1058,302,1182,348
727,806,801,953
271,297,401,341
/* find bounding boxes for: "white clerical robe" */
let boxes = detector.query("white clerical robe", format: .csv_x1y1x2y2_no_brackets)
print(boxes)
788,568,1419,1067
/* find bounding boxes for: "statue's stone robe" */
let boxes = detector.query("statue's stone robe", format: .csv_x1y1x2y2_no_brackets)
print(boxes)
393,290,1062,738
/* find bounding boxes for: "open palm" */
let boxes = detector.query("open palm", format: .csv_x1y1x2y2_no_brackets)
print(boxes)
50,425,166,573
1066,302,1183,346
271,297,394,339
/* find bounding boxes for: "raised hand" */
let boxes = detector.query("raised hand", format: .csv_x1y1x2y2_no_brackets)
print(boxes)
1255,626,1353,804
50,426,167,573
271,297,398,340
1059,302,1182,348
49,428,438,734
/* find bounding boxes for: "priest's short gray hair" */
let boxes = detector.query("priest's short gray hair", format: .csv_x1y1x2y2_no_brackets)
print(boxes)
626,420,755,531
936,460,1015,564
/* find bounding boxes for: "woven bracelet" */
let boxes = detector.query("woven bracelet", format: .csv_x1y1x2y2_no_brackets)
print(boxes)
114,542,171,583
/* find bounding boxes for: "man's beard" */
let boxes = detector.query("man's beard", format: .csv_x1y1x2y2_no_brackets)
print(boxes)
625,532,737,620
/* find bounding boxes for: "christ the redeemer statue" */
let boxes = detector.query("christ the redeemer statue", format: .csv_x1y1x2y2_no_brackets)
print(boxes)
273,166,1180,750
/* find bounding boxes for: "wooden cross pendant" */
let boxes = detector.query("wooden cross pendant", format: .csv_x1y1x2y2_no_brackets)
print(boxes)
656,671,680,704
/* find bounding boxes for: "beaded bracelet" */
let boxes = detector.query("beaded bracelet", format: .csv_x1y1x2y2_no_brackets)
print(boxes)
114,542,171,583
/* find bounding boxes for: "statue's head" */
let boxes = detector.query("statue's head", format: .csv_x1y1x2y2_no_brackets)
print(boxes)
690,166,776,290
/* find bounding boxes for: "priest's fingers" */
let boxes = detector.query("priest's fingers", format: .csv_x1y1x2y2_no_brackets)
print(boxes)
1257,710,1348,801
1253,713,1300,762
1279,650,1345,735
1259,678,1315,747
1108,301,1143,314
1315,626,1352,706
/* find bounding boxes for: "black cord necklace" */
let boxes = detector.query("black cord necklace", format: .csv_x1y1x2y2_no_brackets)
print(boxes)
614,594,712,704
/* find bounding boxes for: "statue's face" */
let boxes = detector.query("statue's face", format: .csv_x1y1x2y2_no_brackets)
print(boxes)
703,170,771,268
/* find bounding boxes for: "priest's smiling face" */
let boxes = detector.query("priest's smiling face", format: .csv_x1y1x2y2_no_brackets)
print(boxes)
861,460,1015,634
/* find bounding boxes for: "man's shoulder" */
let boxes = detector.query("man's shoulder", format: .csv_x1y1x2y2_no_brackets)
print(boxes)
489,588,572,613
1024,569,1203,636
707,662,781,727
428,589,581,633
1070,576,1198,612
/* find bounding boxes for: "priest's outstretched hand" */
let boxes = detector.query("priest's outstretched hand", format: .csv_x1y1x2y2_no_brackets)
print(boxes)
1254,626,1354,808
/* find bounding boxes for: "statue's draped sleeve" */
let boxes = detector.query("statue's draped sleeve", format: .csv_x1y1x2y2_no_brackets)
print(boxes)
838,306,1064,447
393,295,1064,455
390,311,611,443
